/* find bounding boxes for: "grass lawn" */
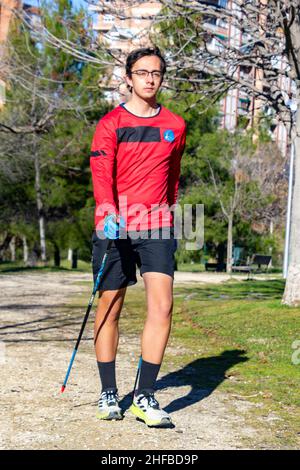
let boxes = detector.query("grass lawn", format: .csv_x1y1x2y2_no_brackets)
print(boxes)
177,262,205,272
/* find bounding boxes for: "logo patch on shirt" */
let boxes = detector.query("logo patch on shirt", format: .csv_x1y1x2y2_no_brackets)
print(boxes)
163,130,175,143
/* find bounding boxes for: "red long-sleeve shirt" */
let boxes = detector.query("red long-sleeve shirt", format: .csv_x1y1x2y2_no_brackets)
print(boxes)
90,103,186,231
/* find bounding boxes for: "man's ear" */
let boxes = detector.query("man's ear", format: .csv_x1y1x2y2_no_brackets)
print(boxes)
122,76,131,93
123,74,132,88
118,82,131,99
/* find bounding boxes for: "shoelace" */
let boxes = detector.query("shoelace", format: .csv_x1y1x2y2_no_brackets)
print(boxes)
139,393,159,410
100,390,118,405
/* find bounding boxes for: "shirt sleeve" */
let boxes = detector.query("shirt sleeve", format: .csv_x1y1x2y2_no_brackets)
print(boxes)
90,118,119,218
167,123,187,208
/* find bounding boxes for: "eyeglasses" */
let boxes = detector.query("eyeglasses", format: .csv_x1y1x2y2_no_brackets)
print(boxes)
131,69,163,80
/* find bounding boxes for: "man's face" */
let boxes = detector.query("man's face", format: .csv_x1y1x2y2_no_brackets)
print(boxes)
125,55,164,100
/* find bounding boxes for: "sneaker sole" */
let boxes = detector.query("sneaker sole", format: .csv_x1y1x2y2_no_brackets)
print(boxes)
129,403,172,428
96,410,123,421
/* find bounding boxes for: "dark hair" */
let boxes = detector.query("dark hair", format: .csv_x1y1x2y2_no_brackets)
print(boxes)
125,46,167,79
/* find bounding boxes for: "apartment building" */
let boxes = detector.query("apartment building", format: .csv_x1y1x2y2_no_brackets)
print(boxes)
204,0,291,155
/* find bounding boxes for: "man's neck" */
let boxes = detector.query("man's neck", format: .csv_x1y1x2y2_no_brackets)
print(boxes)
124,95,160,117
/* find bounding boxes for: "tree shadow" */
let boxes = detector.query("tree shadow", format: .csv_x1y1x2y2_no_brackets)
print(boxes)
0,309,90,342
119,349,248,415
0,304,70,311
0,315,54,331
0,289,126,344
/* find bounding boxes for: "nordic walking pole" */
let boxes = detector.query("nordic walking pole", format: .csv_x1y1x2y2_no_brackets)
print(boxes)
60,238,113,393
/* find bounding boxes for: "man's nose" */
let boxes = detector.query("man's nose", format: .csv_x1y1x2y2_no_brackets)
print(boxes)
146,74,154,83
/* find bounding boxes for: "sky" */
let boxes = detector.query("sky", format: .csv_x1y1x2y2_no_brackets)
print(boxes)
26,0,88,10
70,0,88,9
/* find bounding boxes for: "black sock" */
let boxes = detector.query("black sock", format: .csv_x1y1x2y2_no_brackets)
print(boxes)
97,360,117,393
136,359,161,395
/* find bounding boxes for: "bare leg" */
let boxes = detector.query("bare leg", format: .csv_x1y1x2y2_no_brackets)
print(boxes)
94,287,127,362
141,272,173,364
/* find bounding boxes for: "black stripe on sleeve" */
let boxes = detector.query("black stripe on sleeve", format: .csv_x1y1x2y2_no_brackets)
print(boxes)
91,150,107,157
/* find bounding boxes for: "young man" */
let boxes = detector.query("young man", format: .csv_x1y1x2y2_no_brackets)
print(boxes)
90,46,186,427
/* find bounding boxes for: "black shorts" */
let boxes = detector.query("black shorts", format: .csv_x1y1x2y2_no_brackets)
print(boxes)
91,227,176,291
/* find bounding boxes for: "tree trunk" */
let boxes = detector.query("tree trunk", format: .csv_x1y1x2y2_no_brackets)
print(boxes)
71,249,78,269
269,218,273,268
34,152,47,262
67,248,73,261
54,243,60,267
282,94,300,306
226,214,233,273
9,236,16,261
0,232,13,261
217,242,226,271
22,235,28,264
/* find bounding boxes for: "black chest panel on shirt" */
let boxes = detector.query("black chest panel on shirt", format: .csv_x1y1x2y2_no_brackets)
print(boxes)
116,126,161,143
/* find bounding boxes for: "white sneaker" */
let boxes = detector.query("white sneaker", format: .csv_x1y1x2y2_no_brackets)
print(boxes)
129,391,172,427
96,389,123,420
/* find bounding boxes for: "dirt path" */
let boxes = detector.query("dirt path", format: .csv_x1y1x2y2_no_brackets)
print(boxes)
0,271,265,450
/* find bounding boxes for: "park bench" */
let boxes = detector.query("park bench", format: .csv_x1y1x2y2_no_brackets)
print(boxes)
231,254,272,280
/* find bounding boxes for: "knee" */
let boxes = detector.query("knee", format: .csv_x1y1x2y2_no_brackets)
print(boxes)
148,300,173,323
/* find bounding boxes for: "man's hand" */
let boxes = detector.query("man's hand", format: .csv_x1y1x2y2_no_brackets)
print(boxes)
104,213,126,240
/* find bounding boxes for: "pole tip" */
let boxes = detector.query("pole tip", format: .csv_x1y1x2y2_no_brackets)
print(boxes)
61,385,65,393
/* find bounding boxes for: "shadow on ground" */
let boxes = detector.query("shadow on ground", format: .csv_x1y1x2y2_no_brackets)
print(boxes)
119,349,249,415
0,307,91,343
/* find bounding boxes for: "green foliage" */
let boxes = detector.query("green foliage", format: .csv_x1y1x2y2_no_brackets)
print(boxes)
177,124,282,264
0,0,112,262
